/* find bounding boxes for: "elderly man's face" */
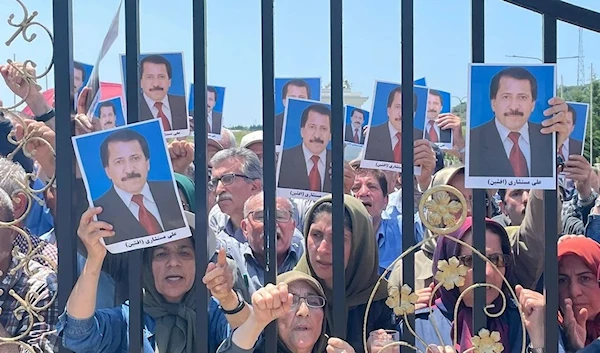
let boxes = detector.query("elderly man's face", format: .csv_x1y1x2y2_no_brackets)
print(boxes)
246,142,263,165
212,159,259,218
242,197,296,258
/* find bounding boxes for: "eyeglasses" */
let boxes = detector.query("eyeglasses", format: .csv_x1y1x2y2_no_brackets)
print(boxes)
247,209,292,224
207,173,249,191
457,253,510,268
290,294,326,310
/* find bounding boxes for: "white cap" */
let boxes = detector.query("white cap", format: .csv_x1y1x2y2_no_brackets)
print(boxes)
240,130,263,149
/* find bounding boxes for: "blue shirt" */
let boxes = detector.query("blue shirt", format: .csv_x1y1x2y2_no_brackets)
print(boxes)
376,212,424,274
24,177,54,237
58,300,229,353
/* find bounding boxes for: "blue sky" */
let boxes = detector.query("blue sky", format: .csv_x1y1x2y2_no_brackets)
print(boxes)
1,0,599,127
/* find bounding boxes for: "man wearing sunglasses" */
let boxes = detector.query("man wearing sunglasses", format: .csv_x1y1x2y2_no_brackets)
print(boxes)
218,192,304,295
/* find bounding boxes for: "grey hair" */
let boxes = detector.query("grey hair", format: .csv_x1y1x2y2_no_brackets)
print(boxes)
0,187,15,222
219,128,237,149
0,157,27,199
210,148,263,182
243,192,294,218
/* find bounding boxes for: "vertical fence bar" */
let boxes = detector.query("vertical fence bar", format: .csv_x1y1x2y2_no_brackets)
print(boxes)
261,0,277,350
124,0,143,352
53,0,75,351
400,0,416,346
330,0,347,340
542,12,559,353
192,0,210,352
470,0,487,333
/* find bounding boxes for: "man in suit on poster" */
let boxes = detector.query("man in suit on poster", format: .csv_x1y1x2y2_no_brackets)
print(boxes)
559,104,583,161
363,85,422,163
275,79,311,145
469,67,553,178
96,101,117,130
206,86,223,134
278,103,332,193
344,108,366,144
138,54,188,131
94,129,185,245
424,89,452,144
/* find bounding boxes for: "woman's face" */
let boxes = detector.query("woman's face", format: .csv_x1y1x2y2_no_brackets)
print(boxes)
457,230,506,307
559,255,600,318
277,281,324,353
151,238,196,303
306,212,352,289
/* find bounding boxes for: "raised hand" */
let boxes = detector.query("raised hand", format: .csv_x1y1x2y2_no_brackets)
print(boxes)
563,297,588,350
516,285,545,348
249,283,293,329
202,248,234,304
77,207,114,262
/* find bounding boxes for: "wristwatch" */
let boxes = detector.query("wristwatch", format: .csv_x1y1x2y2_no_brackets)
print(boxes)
219,290,245,315
527,344,545,353
35,109,55,123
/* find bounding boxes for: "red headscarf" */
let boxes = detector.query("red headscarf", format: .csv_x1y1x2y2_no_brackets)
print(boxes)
557,237,600,345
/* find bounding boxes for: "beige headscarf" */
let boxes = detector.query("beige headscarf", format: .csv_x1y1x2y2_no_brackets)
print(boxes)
294,194,388,330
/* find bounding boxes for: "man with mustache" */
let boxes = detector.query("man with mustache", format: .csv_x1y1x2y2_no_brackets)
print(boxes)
206,85,223,134
559,104,583,161
469,67,553,178
139,54,188,131
422,89,452,144
94,128,186,245
344,108,366,144
278,103,333,193
95,100,118,130
275,79,312,146
363,85,424,164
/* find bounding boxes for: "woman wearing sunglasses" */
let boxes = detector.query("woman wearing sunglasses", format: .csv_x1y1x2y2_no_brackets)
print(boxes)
217,271,355,353
402,217,561,353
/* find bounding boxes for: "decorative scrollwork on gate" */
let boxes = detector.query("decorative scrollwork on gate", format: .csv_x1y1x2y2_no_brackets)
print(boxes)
0,1,58,352
362,185,527,353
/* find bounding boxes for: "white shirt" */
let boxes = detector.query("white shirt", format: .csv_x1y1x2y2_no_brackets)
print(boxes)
425,119,441,139
494,118,532,175
207,110,213,131
143,93,173,129
388,121,401,149
560,138,570,159
302,143,327,189
114,182,165,231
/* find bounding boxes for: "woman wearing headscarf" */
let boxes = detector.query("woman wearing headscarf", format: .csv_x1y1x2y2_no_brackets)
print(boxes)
58,207,250,353
175,172,196,213
294,195,396,353
217,271,355,353
558,237,600,351
403,217,552,353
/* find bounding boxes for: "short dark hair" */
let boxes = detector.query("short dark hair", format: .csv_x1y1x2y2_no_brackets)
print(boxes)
350,108,364,119
97,101,116,117
489,67,538,101
567,104,577,125
74,61,86,81
100,129,150,168
207,86,218,101
140,55,172,79
429,89,443,105
351,166,389,198
387,86,418,114
300,103,331,128
282,79,311,99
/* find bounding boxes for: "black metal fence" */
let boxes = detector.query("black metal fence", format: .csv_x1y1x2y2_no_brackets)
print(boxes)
50,1,600,353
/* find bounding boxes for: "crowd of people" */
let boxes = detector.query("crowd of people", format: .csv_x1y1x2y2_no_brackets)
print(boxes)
1,59,600,353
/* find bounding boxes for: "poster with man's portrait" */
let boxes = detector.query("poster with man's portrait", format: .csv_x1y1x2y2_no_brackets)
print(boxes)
559,102,589,182
277,98,333,200
274,77,321,150
360,81,427,174
120,52,190,138
72,119,190,254
423,88,453,150
74,61,93,97
465,64,557,190
188,83,226,138
343,106,369,147
93,97,126,131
